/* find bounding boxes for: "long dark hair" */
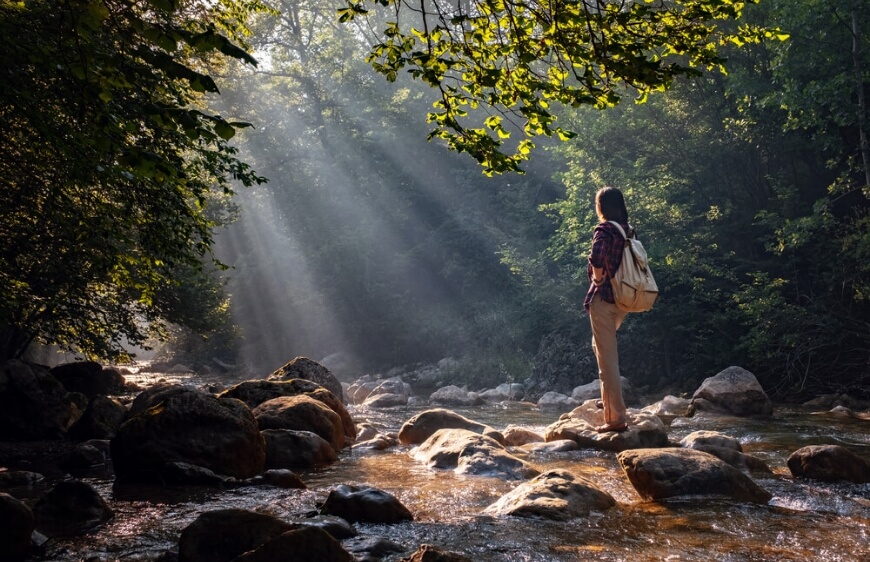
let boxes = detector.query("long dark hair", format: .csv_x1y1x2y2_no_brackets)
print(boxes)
595,186,629,224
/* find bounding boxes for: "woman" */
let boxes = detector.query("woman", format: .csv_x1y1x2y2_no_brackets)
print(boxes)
584,186,631,433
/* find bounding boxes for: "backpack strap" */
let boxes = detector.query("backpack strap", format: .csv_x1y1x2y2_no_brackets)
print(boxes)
607,220,628,240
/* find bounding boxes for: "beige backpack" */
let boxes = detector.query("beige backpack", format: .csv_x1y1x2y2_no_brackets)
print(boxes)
608,221,658,312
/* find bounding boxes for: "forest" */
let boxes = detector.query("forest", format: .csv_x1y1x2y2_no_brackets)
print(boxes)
2,0,869,400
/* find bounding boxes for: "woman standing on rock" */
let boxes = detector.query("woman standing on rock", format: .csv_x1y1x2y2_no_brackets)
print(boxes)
584,186,631,433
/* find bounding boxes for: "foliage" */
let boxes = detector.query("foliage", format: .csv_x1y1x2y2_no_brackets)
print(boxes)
0,0,266,361
341,0,781,174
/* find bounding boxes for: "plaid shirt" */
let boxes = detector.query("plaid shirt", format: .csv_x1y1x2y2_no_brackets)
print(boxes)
583,221,629,311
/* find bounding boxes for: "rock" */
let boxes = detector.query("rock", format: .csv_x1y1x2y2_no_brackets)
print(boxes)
0,492,34,562
484,469,616,519
50,361,126,399
398,409,504,445
502,425,544,446
429,385,483,407
344,536,406,559
399,544,472,562
262,429,338,469
617,448,772,503
220,380,356,443
58,440,109,471
362,392,409,408
523,440,580,454
787,445,870,483
690,366,773,416
292,515,356,540
33,480,113,537
544,402,669,452
642,395,693,421
232,526,353,562
570,377,639,406
178,509,294,562
803,393,868,411
0,360,82,440
126,382,197,419
479,388,511,402
253,469,306,489
161,462,230,486
267,357,344,405
353,434,398,451
0,471,44,489
413,428,538,480
680,430,742,452
253,395,346,451
320,484,413,524
536,392,579,412
68,395,127,441
111,390,265,482
346,376,378,405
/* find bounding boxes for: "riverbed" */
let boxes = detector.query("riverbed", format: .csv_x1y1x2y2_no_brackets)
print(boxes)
19,372,870,561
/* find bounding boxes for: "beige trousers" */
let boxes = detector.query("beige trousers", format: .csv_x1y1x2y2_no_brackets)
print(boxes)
589,294,628,425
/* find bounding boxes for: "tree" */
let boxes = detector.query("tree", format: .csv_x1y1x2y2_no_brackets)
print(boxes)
341,0,777,173
0,0,266,361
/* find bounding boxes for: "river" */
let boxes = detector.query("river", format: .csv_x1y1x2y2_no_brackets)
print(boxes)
33,372,870,561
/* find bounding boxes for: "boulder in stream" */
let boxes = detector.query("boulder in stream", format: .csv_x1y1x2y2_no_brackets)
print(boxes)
253,395,346,451
484,468,616,519
320,484,413,524
68,395,127,441
50,361,126,399
787,445,870,483
219,379,356,443
690,366,773,416
178,509,294,562
413,428,539,480
33,480,113,537
502,425,544,446
544,401,669,452
429,385,483,407
0,360,82,440
617,448,773,503
111,390,266,482
680,430,772,475
262,428,338,469
398,408,504,445
232,526,353,562
0,492,34,562
399,544,473,562
266,356,344,405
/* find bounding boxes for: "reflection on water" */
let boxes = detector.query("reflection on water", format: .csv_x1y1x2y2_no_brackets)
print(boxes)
44,379,870,561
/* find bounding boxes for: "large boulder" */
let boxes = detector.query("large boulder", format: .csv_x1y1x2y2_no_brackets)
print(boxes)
679,430,771,475
544,401,669,452
502,425,544,447
413,428,538,480
320,484,413,524
429,385,483,407
0,492,34,562
617,448,772,503
484,469,616,519
232,526,353,562
267,357,344,404
0,360,82,440
178,509,294,562
126,382,197,419
361,377,411,408
536,392,579,413
68,395,127,441
220,380,356,443
262,429,338,469
642,395,693,421
253,395,346,451
33,480,113,537
50,361,126,399
346,376,379,405
398,409,504,445
571,377,640,406
787,445,870,483
690,366,773,416
111,390,265,482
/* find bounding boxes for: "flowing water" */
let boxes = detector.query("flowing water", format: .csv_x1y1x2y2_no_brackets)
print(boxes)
26,373,870,561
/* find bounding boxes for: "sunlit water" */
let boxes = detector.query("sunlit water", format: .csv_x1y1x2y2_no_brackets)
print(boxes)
31,372,870,561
